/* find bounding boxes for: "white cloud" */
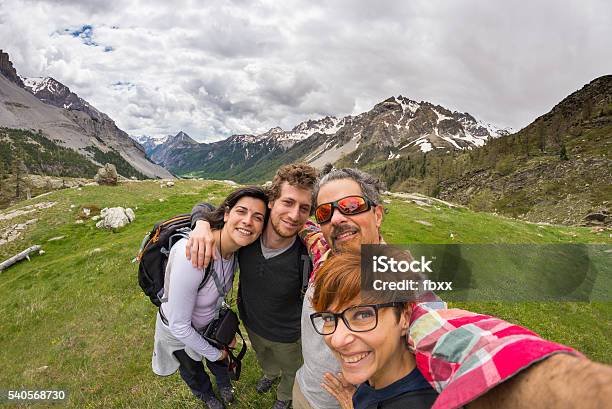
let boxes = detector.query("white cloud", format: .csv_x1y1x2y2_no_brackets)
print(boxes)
1,0,611,141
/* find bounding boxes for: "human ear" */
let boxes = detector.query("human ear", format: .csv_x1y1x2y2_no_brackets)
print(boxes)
399,306,411,337
374,205,384,229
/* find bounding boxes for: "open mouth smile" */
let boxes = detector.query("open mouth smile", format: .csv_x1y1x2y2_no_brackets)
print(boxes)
334,230,358,241
236,227,253,236
339,351,371,365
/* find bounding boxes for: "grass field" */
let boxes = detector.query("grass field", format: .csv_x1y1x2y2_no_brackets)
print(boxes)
0,180,610,408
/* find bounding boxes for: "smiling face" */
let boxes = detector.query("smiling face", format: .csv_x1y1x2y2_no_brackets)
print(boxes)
316,179,383,253
268,182,312,238
222,196,267,248
323,298,411,389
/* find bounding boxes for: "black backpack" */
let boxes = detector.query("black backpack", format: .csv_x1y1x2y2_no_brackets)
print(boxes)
136,213,212,306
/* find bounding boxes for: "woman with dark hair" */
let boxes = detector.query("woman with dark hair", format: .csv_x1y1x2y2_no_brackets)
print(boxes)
152,186,268,409
310,252,438,409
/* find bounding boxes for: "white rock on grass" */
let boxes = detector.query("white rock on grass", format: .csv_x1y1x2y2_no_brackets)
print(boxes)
0,219,38,245
96,207,136,229
0,202,57,221
47,236,65,242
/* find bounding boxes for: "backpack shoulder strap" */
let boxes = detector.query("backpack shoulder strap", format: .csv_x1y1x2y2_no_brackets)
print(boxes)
300,248,312,299
200,259,233,319
198,262,215,291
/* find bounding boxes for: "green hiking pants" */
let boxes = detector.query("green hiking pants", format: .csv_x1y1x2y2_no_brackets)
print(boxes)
246,326,303,402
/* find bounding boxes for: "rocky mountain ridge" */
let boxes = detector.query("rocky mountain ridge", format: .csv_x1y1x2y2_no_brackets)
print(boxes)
0,49,172,179
0,51,24,88
145,95,509,179
400,75,612,226
22,76,108,121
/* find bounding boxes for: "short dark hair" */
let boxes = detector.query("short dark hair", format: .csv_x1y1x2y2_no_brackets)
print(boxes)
208,186,269,229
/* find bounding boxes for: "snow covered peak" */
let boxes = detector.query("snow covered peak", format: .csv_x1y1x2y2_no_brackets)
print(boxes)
395,95,421,114
231,134,260,144
265,126,284,135
133,134,169,148
22,75,107,118
229,116,352,150
23,77,59,94
284,116,345,140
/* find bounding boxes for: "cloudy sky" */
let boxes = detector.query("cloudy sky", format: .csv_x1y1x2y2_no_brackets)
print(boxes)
1,0,610,141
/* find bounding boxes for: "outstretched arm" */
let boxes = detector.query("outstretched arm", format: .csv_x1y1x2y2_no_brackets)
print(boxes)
298,220,330,276
469,354,612,409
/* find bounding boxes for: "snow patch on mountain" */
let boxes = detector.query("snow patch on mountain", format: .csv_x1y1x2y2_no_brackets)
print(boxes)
22,77,49,93
134,135,169,146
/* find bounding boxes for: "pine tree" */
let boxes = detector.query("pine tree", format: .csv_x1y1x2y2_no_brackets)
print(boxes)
582,98,593,122
420,153,427,178
11,149,26,199
537,123,546,153
0,160,5,194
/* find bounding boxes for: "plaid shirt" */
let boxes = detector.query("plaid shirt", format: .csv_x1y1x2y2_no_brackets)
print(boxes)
299,220,581,409
408,303,580,409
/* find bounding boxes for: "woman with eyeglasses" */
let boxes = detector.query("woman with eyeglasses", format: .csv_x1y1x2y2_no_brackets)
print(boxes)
310,252,438,409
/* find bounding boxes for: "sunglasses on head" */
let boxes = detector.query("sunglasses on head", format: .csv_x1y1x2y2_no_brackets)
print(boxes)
314,195,375,224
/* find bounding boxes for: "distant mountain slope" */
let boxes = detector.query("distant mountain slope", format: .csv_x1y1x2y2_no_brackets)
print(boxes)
134,135,169,155
0,127,98,177
149,98,507,181
371,75,612,225
148,131,198,165
0,50,173,179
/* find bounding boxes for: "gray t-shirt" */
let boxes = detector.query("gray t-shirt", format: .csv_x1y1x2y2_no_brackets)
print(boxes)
260,236,296,259
296,283,341,409
160,238,235,361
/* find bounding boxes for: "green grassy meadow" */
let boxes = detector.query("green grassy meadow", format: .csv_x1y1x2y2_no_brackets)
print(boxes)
0,180,610,408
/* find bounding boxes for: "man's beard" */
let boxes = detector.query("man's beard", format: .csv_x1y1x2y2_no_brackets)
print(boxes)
270,215,297,239
331,224,362,254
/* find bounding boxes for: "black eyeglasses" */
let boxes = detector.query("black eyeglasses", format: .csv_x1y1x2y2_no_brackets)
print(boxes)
310,302,403,335
314,195,375,224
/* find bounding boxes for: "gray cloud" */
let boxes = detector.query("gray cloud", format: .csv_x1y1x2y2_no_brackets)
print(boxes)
1,0,611,141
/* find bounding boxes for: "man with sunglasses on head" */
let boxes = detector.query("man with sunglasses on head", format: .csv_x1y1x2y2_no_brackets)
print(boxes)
297,167,612,409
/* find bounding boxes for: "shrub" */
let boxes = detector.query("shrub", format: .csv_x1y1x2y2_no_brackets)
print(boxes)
470,189,496,212
495,156,515,176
